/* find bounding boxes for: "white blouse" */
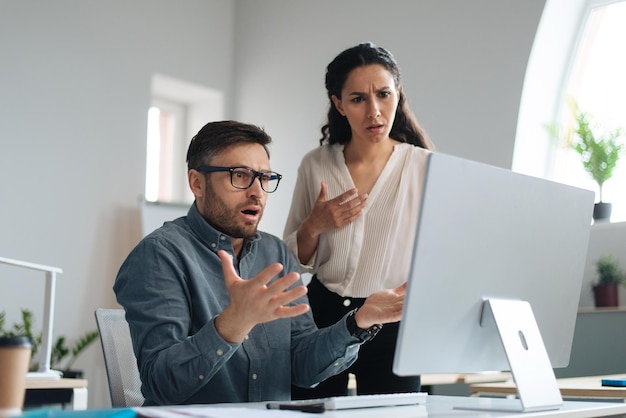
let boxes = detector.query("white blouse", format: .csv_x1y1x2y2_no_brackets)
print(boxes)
283,143,430,297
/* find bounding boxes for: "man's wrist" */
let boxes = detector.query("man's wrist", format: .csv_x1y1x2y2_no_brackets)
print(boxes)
346,308,382,342
214,310,251,344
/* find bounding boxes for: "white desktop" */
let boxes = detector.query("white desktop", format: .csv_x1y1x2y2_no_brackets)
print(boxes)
393,153,596,412
135,396,626,418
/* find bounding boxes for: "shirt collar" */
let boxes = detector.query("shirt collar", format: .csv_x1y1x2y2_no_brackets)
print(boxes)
186,201,261,256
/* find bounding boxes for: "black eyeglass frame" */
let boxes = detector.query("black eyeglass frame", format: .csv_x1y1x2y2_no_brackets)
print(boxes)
193,165,283,193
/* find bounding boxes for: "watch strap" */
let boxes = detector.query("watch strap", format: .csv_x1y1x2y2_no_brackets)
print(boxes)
346,308,382,342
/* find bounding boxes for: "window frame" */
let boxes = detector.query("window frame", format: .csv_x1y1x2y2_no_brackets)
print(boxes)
145,74,225,205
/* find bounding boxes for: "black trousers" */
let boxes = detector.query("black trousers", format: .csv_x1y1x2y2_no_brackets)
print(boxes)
291,275,420,399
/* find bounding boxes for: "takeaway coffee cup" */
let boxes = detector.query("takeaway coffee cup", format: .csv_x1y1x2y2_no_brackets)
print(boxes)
0,336,32,417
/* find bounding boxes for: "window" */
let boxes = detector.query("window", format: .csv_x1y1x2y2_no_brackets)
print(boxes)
145,99,186,202
557,0,626,222
513,0,626,223
145,74,224,204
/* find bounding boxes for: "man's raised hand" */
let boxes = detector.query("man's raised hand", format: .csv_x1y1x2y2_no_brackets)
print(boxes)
214,250,309,343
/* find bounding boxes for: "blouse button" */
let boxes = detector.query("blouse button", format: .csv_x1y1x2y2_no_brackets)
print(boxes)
211,243,217,248
198,374,205,380
220,235,226,241
216,349,224,356
343,299,351,307
252,373,258,380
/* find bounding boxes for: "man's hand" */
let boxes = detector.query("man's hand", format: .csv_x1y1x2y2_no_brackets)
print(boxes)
214,250,310,343
355,283,407,330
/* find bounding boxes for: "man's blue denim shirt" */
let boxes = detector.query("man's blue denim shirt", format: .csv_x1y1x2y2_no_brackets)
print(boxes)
114,202,361,406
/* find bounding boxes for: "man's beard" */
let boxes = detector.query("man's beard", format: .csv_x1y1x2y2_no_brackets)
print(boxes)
200,183,263,239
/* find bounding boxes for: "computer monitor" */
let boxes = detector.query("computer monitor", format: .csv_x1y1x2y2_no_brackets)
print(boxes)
392,152,595,412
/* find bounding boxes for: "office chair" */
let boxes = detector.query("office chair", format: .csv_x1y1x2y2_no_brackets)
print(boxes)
94,308,145,407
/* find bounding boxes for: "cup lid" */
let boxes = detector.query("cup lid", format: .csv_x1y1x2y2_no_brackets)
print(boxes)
0,336,32,348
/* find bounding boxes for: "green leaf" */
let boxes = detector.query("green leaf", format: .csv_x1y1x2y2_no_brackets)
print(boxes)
0,309,99,371
545,100,625,202
595,254,626,286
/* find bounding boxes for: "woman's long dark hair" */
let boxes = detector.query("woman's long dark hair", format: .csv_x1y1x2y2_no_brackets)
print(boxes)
320,42,433,150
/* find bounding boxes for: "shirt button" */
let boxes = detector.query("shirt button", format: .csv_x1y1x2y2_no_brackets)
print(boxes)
220,235,226,241
211,243,217,248
252,373,258,380
198,374,204,380
216,349,224,356
343,299,351,307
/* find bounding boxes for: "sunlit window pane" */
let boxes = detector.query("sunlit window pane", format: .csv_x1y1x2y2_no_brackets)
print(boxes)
555,0,626,223
145,107,161,202
145,105,178,202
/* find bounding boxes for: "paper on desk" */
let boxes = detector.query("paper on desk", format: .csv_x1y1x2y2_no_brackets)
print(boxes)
135,406,304,418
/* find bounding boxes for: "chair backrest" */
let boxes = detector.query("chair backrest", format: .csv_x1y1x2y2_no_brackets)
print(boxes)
94,308,145,407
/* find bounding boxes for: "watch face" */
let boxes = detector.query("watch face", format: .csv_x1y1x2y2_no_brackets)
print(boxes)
363,323,382,341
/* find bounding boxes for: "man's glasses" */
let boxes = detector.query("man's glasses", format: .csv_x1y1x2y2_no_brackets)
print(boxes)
194,165,282,193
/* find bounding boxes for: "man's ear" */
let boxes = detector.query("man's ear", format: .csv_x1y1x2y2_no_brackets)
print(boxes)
331,95,346,116
188,170,205,199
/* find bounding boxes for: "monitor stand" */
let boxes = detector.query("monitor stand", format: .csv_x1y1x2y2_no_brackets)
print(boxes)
456,298,563,413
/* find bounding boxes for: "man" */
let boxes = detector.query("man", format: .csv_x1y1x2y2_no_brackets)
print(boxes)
114,121,406,405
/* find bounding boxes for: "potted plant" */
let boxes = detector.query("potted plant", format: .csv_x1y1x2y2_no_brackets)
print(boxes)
546,102,625,220
0,309,98,378
592,254,625,307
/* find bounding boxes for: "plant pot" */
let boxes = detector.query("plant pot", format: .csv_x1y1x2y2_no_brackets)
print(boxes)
593,283,619,307
593,202,612,221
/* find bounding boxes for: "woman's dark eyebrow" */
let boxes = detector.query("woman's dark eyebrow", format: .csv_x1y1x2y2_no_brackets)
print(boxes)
347,86,392,96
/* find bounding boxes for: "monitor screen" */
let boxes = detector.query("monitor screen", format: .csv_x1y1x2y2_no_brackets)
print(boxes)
393,152,595,376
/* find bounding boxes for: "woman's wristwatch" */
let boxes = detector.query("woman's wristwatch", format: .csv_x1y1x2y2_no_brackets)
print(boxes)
346,308,383,342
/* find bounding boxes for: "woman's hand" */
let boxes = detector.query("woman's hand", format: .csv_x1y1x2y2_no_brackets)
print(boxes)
296,181,367,264
304,181,368,236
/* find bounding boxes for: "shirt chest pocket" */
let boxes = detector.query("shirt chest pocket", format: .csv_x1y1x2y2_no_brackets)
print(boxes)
260,319,290,351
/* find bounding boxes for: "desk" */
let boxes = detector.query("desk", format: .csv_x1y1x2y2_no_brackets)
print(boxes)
420,395,626,417
25,378,88,410
137,395,626,417
20,395,626,418
469,374,626,401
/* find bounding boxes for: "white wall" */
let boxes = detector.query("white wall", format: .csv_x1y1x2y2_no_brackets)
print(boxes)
0,0,234,408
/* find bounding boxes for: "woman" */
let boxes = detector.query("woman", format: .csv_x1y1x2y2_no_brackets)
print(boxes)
283,42,434,399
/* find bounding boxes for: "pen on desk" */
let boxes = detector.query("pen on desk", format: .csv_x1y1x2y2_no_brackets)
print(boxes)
266,402,325,413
